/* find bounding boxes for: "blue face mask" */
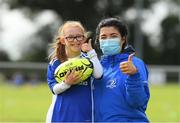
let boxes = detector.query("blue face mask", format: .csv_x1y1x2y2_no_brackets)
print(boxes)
100,38,121,55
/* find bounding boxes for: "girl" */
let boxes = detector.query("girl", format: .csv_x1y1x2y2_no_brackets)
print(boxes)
46,21,103,122
93,17,150,122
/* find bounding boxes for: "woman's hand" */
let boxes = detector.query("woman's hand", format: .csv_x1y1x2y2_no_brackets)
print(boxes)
64,69,82,85
119,53,137,75
81,39,93,52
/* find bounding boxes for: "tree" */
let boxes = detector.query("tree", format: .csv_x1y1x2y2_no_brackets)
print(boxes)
0,50,10,61
6,0,155,30
20,24,54,62
160,15,180,65
4,0,180,65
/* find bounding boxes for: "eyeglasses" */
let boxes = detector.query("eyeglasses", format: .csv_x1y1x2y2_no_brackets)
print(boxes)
65,35,85,42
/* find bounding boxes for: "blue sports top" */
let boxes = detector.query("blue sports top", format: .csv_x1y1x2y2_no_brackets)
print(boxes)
46,53,92,122
93,52,150,122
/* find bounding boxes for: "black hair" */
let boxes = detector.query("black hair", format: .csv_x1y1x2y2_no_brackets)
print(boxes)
95,17,129,52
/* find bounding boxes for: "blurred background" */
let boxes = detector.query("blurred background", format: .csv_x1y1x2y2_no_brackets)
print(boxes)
0,0,180,122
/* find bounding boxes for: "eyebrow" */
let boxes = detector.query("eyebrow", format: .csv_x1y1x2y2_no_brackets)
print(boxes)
65,34,84,37
110,33,119,35
100,33,119,36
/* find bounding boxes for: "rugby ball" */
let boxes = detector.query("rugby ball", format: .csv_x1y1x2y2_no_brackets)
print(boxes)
54,58,93,83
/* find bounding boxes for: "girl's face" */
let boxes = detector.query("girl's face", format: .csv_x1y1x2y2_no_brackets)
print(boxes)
99,26,125,47
61,26,85,57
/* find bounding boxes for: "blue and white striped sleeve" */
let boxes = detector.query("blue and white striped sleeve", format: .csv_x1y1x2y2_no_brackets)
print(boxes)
47,59,71,94
47,59,60,94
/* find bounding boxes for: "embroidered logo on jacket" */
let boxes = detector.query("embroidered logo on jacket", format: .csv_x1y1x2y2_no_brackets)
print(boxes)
106,79,117,89
78,81,88,86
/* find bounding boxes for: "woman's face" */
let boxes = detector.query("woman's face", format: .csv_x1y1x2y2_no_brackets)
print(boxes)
99,26,125,47
61,26,85,55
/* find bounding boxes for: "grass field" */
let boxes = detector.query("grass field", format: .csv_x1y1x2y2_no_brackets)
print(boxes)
147,84,180,122
0,82,180,122
0,82,52,122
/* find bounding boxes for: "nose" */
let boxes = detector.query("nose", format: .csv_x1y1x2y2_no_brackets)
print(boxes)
74,38,79,42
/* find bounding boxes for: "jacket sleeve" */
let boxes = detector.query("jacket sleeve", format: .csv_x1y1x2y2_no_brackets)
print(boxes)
47,60,60,94
87,49,103,79
125,58,150,108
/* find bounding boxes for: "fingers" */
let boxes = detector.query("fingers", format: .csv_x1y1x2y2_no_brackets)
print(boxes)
65,70,71,77
88,39,93,50
70,70,82,85
67,69,78,78
120,62,130,74
81,39,93,52
119,53,137,75
64,69,82,85
128,53,135,62
88,39,92,45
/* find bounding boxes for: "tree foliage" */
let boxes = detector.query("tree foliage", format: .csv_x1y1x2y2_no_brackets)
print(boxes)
0,50,10,61
4,0,180,65
6,0,155,30
160,15,180,65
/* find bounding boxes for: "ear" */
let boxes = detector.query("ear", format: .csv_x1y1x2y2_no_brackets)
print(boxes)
121,36,126,43
121,37,126,47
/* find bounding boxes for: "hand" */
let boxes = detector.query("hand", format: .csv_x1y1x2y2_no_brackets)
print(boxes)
119,53,137,75
81,39,93,52
64,69,82,85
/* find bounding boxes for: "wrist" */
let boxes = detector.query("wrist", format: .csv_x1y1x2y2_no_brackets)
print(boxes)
131,66,138,75
64,80,71,85
87,49,97,59
62,81,71,88
53,82,71,94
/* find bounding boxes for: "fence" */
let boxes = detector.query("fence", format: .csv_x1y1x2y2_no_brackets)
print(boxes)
148,65,180,84
0,62,47,84
0,62,180,84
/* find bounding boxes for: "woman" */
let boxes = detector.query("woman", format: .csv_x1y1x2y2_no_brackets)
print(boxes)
93,17,150,122
46,21,103,122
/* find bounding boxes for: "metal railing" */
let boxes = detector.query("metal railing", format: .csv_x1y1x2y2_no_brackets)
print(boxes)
0,62,180,84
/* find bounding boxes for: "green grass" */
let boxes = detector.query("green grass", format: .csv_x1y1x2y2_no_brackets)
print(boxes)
0,82,180,122
0,83,52,122
147,84,180,122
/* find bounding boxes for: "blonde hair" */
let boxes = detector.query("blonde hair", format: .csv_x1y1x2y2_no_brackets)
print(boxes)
49,21,87,63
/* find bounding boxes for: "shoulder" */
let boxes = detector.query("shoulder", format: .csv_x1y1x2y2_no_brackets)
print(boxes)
133,56,149,78
80,52,91,61
132,56,148,71
47,59,61,74
80,52,88,58
133,57,145,64
49,58,61,68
